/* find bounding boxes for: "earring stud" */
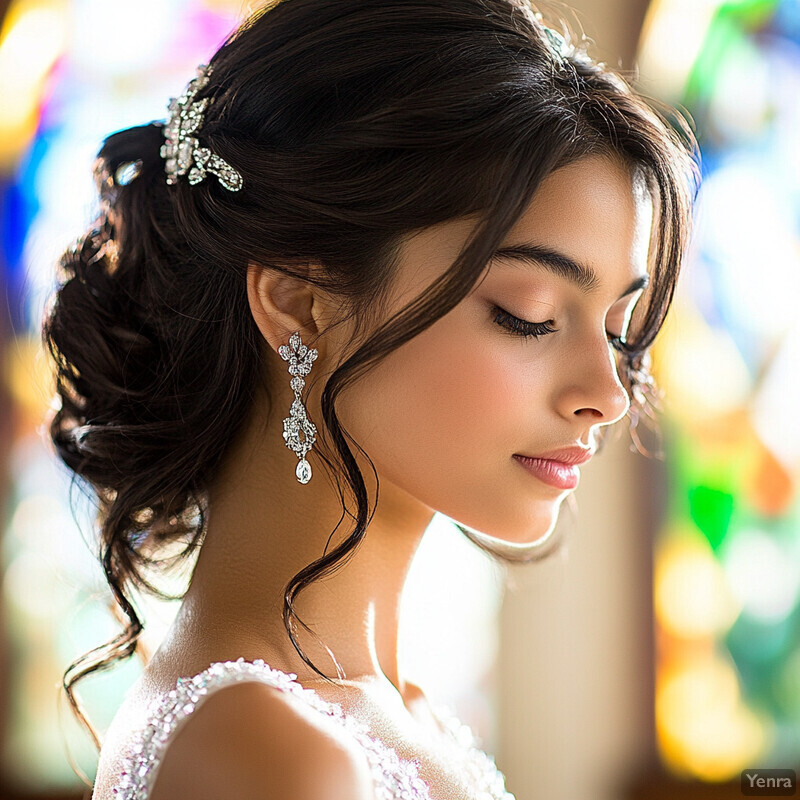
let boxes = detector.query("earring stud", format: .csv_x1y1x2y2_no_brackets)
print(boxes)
278,331,318,484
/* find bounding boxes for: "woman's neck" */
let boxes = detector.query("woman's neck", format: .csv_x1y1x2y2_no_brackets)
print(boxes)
157,394,436,697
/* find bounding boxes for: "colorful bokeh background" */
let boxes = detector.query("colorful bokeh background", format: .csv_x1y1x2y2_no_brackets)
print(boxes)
639,0,800,782
0,0,798,797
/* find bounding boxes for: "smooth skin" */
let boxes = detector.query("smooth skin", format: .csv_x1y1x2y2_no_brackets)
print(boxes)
92,153,654,799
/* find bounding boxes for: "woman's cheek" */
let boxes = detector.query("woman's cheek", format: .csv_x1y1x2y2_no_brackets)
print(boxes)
381,321,535,460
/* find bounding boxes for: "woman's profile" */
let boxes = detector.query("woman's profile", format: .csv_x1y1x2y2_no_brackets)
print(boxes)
40,0,700,797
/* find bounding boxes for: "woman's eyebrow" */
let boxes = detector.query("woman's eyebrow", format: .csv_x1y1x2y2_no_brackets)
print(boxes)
490,242,650,299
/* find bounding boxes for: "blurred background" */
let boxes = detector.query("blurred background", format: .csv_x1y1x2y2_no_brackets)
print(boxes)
1,0,799,798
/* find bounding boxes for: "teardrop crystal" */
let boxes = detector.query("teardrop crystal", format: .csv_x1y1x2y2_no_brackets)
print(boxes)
296,459,312,484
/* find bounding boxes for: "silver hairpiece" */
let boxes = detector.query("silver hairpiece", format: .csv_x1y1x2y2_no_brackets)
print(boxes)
529,10,572,60
542,25,571,59
160,63,243,192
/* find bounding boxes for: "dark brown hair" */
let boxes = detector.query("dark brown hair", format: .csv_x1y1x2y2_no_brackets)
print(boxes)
41,0,700,755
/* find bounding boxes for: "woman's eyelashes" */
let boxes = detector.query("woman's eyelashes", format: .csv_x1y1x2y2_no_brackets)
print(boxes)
492,305,557,340
491,303,627,350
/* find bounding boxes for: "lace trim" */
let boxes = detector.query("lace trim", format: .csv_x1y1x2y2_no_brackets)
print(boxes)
429,703,517,800
111,658,431,800
111,658,515,800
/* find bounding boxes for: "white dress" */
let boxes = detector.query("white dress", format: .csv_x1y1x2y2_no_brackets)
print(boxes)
110,657,516,800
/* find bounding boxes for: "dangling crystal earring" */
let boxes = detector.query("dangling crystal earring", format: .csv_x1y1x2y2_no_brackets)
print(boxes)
278,331,319,484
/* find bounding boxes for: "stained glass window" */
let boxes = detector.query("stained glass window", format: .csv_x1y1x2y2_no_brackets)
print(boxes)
638,0,800,782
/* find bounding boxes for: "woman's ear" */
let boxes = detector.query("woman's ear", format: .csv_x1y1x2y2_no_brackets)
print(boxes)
246,261,327,353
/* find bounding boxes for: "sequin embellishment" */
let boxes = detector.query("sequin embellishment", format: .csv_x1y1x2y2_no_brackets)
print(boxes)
429,703,517,800
111,658,515,800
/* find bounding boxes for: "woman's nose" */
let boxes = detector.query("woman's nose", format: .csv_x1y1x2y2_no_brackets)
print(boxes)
555,337,631,426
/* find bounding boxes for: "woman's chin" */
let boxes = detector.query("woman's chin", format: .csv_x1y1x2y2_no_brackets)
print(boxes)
442,503,563,548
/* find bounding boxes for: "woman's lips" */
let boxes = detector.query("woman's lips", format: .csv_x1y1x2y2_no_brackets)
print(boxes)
523,446,594,465
512,450,592,490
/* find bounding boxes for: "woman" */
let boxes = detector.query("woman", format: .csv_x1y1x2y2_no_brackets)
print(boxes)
42,0,699,797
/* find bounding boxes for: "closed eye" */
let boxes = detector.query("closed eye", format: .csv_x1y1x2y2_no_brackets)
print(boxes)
493,304,629,351
492,305,557,340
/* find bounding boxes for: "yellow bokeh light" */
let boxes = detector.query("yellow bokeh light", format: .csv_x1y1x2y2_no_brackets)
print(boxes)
4,335,56,432
0,0,67,170
202,0,253,15
650,299,752,425
655,531,741,639
656,653,769,781
637,0,718,100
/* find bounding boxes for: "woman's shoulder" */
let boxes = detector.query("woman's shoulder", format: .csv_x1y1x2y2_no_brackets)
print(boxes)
92,658,376,800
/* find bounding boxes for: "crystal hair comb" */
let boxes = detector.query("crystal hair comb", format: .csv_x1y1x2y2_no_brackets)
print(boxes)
160,63,243,192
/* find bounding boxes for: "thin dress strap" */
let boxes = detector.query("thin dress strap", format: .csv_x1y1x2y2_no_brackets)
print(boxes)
111,657,432,800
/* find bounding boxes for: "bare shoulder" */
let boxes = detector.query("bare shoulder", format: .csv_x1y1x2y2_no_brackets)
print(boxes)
96,680,376,800
153,680,375,800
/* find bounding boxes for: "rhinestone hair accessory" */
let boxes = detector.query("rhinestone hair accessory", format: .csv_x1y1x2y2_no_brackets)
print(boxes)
160,63,243,192
278,331,319,484
506,3,573,59
530,9,573,60
542,25,570,58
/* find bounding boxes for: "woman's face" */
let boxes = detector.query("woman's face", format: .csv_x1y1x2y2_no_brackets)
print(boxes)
330,153,653,544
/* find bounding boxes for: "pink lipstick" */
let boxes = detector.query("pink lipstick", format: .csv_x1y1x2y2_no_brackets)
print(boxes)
513,447,594,490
